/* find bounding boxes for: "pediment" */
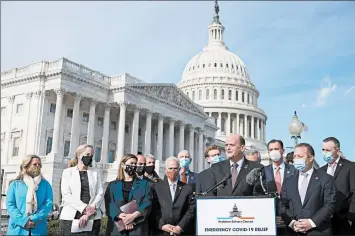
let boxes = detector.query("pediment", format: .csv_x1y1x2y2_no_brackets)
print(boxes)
127,84,207,118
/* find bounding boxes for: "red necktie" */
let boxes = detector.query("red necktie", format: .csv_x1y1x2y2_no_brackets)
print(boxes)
275,166,281,194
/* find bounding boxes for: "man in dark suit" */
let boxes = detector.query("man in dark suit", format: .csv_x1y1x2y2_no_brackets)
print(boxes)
319,137,355,235
209,134,264,196
195,145,224,194
280,143,337,236
177,150,198,185
153,156,195,235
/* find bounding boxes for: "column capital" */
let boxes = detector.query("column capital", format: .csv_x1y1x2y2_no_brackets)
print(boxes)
197,127,204,134
141,108,153,115
118,102,127,109
33,91,42,98
187,124,195,131
167,117,176,124
89,98,99,105
25,92,33,99
73,93,82,102
8,95,15,104
157,114,165,121
179,121,186,126
104,103,111,110
54,88,66,97
44,90,51,97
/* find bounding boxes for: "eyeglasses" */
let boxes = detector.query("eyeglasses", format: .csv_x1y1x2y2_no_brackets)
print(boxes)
31,163,41,167
180,156,189,158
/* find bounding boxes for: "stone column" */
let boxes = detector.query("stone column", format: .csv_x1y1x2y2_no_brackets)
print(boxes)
217,112,222,135
87,100,97,145
50,89,65,156
157,115,164,161
198,130,204,171
238,90,242,102
251,116,255,139
256,118,260,140
179,121,185,151
101,104,111,164
226,112,231,135
263,121,266,142
144,110,152,154
244,115,248,137
20,92,32,156
188,125,195,171
117,103,126,162
69,94,82,158
236,113,240,134
168,119,175,157
26,91,41,155
232,88,236,101
4,96,15,163
131,107,140,154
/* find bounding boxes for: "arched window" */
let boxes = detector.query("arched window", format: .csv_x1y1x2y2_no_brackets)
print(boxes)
109,142,116,163
192,91,195,100
221,90,225,99
247,94,250,104
214,63,217,67
242,92,245,103
236,91,239,101
198,90,202,100
228,90,232,100
214,89,217,99
94,140,102,162
206,89,210,99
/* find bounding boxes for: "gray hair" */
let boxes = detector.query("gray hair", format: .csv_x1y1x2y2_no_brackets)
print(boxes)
165,156,180,169
178,150,189,157
144,154,155,161
245,149,261,159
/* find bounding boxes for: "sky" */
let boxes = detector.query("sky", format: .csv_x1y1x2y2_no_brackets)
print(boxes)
1,1,355,164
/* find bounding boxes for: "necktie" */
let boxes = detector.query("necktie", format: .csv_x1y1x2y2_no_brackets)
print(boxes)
231,163,238,187
181,172,187,184
299,172,309,204
327,163,337,176
170,183,176,200
275,166,282,194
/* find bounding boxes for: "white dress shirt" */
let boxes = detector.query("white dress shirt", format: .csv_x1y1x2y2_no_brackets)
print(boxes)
326,157,340,176
168,179,178,200
230,158,244,172
272,161,286,186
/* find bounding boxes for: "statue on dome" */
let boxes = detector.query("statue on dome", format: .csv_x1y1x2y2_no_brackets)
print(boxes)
214,0,219,16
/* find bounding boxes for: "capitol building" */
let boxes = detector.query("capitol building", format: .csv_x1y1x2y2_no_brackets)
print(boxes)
1,3,268,204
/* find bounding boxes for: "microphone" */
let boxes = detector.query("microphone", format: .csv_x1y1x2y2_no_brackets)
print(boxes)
198,173,232,196
246,167,264,185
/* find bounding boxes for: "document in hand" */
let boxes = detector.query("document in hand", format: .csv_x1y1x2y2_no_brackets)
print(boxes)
115,200,138,232
71,219,94,233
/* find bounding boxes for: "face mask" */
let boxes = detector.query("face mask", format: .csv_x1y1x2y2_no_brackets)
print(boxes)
145,165,155,175
28,166,41,178
81,155,93,167
136,166,145,176
166,171,178,182
269,151,282,162
323,152,334,163
180,158,190,168
211,155,224,164
293,158,307,171
124,165,136,176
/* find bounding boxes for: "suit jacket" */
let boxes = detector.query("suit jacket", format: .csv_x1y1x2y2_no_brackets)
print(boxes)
209,158,264,196
153,178,195,235
264,162,297,188
320,158,355,220
195,168,215,194
104,178,152,236
60,167,104,221
280,168,337,235
179,171,197,184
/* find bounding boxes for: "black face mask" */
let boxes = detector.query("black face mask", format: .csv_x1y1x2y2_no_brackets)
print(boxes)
145,165,155,175
81,155,93,167
125,165,137,176
136,166,145,176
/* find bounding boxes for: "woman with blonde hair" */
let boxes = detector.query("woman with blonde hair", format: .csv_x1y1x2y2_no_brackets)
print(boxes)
59,144,104,235
6,154,53,235
104,154,152,236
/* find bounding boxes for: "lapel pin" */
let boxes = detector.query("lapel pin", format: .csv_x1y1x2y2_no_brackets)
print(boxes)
339,163,342,166
315,177,319,180
244,165,248,169
179,186,182,190
287,171,290,174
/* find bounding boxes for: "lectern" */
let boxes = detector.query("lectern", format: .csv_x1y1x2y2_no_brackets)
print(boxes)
196,196,277,235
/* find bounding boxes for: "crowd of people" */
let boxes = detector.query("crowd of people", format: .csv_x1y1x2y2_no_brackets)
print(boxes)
5,134,355,236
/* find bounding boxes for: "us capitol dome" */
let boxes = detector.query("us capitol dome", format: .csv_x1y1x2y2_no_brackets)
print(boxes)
178,1,268,155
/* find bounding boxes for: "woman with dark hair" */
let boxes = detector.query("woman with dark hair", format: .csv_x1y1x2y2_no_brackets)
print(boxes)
6,154,53,235
59,144,104,236
105,154,152,236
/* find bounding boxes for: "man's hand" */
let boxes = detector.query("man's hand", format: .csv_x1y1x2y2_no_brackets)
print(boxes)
295,219,312,232
24,219,35,229
276,216,284,226
172,225,182,235
79,215,89,228
125,223,134,231
122,213,136,225
85,206,96,216
162,224,174,233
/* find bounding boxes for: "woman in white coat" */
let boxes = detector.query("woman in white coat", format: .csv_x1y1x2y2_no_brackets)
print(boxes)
59,144,104,235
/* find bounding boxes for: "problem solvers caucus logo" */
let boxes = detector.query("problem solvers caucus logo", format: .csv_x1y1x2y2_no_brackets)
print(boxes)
216,204,255,223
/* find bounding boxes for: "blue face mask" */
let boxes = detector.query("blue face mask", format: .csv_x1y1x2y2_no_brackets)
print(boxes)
293,158,307,171
323,152,333,163
180,158,190,168
211,155,224,164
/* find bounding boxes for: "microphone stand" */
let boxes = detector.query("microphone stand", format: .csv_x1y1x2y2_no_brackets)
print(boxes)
195,176,230,196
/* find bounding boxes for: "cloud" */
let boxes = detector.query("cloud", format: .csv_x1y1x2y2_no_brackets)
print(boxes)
314,76,337,107
344,86,355,96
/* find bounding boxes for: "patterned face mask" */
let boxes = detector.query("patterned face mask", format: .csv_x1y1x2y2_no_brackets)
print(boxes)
125,165,137,176
28,166,41,178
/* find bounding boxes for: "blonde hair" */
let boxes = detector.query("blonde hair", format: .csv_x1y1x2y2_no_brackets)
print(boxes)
14,154,42,180
68,144,94,167
117,154,137,181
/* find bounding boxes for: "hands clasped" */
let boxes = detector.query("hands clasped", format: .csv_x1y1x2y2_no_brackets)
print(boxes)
293,219,312,233
24,219,35,230
162,224,183,235
119,213,136,231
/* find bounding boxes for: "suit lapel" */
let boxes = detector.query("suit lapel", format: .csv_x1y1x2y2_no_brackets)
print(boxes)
232,158,249,192
129,178,139,201
73,168,81,199
87,169,94,201
333,159,344,179
173,181,183,203
220,160,233,194
302,169,319,207
284,164,293,180
163,178,173,206
292,172,303,207
265,165,274,182
188,172,196,184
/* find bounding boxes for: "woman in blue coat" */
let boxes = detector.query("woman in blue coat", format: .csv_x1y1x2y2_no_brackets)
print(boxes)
6,154,53,236
104,154,152,236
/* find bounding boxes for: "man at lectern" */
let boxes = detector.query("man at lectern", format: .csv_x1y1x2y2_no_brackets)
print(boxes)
280,143,337,236
209,134,264,196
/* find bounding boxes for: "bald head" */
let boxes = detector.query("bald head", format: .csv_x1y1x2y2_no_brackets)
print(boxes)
225,134,245,161
136,154,146,166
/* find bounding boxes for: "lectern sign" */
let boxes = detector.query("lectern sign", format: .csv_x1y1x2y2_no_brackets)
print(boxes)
196,197,276,235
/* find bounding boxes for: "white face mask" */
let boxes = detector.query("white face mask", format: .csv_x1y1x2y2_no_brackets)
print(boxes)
269,150,282,162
